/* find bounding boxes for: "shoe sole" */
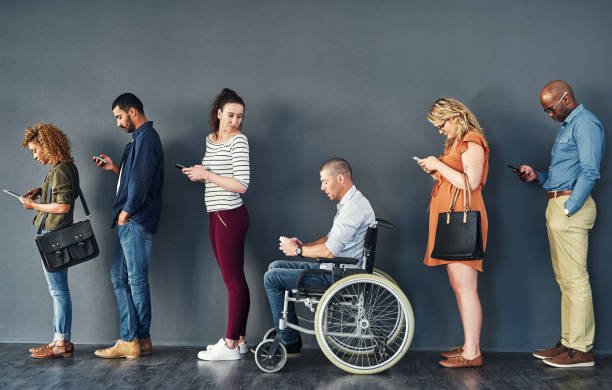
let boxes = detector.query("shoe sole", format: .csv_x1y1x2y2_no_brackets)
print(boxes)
94,352,140,359
31,353,73,359
543,359,595,368
197,355,241,361
532,352,551,360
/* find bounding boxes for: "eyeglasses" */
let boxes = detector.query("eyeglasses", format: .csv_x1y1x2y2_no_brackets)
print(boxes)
435,119,448,131
543,91,567,114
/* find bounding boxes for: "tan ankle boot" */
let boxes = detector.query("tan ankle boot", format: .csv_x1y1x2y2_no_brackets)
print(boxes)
94,339,140,359
139,337,152,355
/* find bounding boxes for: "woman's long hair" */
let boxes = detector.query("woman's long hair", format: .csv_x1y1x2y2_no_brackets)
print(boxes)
21,123,73,164
208,88,245,140
427,97,486,151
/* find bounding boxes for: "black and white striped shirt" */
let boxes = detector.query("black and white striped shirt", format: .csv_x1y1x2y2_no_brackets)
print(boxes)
202,133,250,212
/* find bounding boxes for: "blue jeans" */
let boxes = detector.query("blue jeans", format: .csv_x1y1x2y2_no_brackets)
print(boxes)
41,229,72,342
110,221,153,341
263,260,332,345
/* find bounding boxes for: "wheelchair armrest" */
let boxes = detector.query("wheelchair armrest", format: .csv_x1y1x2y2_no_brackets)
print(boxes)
315,257,359,265
295,268,332,291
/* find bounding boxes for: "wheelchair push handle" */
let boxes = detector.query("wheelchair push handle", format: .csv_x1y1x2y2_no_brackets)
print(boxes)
374,218,395,230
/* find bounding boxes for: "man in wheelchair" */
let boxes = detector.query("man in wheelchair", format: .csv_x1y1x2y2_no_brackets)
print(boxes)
264,157,375,356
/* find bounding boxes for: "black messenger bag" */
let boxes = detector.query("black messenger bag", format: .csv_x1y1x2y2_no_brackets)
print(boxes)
430,173,484,261
35,165,99,272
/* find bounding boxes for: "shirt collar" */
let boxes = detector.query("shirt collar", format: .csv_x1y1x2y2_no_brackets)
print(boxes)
132,121,153,139
337,185,357,211
562,104,584,126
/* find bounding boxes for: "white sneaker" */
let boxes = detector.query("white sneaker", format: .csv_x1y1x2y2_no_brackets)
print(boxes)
205,338,248,354
198,339,241,361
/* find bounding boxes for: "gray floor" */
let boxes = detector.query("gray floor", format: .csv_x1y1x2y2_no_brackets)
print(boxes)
1,344,610,389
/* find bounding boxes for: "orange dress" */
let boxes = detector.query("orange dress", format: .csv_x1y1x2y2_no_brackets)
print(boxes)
423,131,489,272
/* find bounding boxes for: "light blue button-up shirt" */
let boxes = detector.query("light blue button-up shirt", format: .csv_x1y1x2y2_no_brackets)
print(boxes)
323,185,375,269
537,104,605,215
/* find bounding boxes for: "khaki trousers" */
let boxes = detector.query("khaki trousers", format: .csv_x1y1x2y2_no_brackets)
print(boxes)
545,195,596,352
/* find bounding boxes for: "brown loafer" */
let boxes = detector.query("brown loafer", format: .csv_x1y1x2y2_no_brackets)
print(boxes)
31,342,74,359
440,346,463,359
439,354,483,368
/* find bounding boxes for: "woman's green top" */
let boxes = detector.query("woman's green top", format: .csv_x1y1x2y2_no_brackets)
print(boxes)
33,162,77,231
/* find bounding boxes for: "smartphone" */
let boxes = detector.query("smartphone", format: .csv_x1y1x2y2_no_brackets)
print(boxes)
2,189,22,199
412,156,422,162
175,163,186,170
93,156,106,165
507,164,521,174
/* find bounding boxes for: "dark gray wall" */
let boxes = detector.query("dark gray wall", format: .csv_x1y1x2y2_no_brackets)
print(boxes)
1,0,610,351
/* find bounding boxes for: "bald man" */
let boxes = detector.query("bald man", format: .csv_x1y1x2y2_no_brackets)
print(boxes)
519,80,605,368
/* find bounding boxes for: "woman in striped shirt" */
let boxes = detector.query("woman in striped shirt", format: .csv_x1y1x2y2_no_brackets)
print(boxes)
183,88,251,361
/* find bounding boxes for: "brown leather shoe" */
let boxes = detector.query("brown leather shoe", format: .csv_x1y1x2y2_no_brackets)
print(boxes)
440,346,463,359
139,337,152,355
31,342,74,359
29,342,54,354
439,354,483,368
543,347,595,368
533,341,565,359
94,339,140,359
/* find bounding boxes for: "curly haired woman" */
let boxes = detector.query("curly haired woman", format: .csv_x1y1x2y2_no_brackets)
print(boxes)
19,123,79,359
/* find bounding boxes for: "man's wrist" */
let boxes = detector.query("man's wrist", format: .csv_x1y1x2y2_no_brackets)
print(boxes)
564,208,570,216
295,246,303,257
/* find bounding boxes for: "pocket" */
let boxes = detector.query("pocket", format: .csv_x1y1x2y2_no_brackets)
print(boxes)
568,197,596,230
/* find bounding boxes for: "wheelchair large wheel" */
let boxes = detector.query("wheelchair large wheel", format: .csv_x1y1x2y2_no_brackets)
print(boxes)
254,339,287,373
372,268,398,285
314,274,414,374
262,327,277,340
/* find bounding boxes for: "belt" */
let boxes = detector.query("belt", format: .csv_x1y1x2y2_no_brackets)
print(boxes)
546,190,572,199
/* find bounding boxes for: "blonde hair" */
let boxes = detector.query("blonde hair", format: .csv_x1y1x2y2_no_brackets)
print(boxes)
21,123,73,164
427,97,486,150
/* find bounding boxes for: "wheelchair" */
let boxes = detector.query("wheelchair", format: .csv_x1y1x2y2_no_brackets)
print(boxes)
254,218,414,374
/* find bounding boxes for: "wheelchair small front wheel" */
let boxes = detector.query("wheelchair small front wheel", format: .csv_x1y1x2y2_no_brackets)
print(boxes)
254,339,287,373
262,327,277,341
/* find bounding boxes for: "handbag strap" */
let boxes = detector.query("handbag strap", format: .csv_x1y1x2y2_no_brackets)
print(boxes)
446,173,472,224
37,163,91,235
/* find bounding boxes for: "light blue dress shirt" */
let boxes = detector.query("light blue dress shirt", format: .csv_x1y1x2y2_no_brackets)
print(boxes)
537,104,605,215
323,185,375,269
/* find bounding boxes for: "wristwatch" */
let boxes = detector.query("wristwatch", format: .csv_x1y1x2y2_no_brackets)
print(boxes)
564,208,570,216
296,246,303,257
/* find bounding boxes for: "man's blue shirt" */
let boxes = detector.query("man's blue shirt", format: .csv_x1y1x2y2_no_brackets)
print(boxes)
323,185,375,269
537,104,605,214
112,121,164,233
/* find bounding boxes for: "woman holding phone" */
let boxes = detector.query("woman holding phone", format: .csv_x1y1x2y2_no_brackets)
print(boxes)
19,123,79,358
418,98,489,368
182,88,251,361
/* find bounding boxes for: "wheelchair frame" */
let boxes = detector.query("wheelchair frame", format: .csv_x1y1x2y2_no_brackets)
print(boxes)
255,218,414,374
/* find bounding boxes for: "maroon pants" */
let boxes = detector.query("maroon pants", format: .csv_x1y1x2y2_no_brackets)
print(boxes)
208,205,250,340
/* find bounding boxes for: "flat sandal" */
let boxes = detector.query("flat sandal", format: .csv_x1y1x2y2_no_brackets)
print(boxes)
31,342,74,359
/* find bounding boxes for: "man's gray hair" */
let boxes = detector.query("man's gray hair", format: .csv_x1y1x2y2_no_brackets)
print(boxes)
320,157,352,178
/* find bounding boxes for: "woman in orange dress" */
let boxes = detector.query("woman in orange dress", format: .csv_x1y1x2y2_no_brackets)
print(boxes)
418,98,489,368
